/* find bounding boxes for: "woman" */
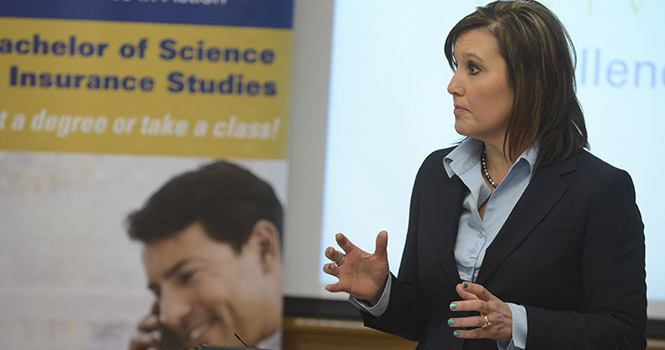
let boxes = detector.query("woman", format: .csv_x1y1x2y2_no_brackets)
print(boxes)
322,1,646,349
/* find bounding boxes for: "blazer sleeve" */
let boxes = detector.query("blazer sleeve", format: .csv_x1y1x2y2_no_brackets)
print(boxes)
525,168,647,349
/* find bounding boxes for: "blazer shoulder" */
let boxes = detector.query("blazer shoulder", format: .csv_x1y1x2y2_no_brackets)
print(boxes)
411,146,457,189
420,146,456,170
555,150,636,196
569,150,632,180
576,150,623,172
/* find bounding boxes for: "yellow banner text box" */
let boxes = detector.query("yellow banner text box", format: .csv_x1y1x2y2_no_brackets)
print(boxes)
0,17,292,159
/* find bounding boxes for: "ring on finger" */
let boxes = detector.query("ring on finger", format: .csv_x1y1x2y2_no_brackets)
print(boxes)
335,252,346,266
481,314,492,328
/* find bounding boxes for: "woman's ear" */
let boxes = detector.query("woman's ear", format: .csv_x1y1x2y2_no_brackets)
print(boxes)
249,219,281,273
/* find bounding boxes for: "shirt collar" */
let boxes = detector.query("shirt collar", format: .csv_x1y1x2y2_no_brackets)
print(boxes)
443,138,539,179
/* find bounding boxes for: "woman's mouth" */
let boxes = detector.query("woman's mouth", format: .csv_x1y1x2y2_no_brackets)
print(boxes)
454,105,469,115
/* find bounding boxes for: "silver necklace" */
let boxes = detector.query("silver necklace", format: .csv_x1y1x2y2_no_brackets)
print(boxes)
481,148,499,188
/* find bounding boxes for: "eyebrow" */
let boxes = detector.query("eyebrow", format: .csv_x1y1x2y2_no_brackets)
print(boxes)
462,52,484,62
147,259,191,294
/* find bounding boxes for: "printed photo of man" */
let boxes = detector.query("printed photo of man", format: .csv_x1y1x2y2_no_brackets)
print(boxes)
126,161,283,350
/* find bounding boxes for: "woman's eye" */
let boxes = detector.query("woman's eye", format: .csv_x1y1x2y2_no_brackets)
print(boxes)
469,65,480,75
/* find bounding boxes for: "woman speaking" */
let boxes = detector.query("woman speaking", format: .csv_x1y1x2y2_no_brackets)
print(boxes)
322,1,647,349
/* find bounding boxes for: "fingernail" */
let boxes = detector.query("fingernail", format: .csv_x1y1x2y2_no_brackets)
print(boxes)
327,248,331,254
463,282,468,288
454,331,460,337
450,303,457,310
328,264,333,270
447,319,455,325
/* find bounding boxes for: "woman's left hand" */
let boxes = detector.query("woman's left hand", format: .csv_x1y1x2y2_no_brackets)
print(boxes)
448,282,513,342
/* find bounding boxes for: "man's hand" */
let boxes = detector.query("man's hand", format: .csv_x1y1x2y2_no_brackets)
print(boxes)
129,300,161,350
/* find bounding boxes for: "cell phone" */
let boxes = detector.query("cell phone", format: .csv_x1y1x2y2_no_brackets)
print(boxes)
157,323,184,350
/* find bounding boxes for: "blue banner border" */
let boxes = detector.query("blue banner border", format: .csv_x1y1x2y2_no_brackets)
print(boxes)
0,0,293,29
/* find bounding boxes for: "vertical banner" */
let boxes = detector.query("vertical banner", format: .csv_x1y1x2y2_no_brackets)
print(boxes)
0,1,292,349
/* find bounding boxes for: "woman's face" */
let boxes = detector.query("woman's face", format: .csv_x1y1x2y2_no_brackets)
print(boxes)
447,28,514,147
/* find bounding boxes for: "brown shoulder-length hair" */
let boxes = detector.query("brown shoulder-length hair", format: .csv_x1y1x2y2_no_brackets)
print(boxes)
444,0,588,170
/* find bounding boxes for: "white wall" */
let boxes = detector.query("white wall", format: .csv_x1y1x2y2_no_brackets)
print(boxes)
284,0,336,298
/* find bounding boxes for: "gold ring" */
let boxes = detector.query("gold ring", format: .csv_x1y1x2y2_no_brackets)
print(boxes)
481,314,492,328
335,252,346,266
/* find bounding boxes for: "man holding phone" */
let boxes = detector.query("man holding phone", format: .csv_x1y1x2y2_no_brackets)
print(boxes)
126,161,284,350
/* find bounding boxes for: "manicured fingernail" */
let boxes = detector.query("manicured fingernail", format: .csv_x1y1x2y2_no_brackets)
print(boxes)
447,319,455,325
328,264,333,270
450,303,457,310
463,282,468,288
454,331,460,337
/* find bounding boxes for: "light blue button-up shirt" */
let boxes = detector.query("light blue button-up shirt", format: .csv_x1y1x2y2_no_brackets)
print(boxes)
444,138,536,349
351,138,537,350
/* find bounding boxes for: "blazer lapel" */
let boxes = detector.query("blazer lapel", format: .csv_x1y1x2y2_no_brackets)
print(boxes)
475,154,578,284
436,174,467,286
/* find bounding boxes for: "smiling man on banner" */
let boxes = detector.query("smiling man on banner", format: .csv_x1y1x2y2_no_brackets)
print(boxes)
126,161,283,350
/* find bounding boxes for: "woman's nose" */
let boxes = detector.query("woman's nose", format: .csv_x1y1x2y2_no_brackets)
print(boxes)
447,71,463,96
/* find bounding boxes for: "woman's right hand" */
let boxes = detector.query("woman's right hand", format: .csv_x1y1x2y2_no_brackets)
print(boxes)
323,231,390,305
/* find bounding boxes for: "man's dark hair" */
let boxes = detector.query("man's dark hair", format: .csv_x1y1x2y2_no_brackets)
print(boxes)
126,161,283,252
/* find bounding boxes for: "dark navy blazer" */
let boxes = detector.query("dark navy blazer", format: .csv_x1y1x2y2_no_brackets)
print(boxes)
362,148,647,350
